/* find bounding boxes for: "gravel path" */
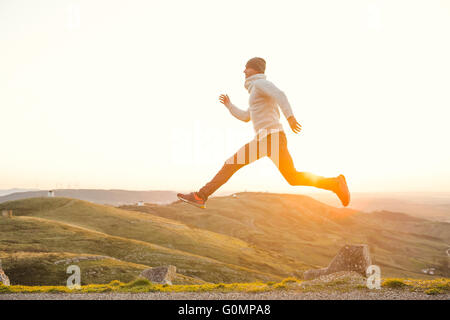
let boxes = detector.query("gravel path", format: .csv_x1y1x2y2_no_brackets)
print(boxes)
1,290,449,300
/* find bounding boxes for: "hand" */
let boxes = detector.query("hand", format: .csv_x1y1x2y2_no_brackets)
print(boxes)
287,116,302,134
219,94,231,108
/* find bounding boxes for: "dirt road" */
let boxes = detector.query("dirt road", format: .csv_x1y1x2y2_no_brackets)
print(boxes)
1,290,448,300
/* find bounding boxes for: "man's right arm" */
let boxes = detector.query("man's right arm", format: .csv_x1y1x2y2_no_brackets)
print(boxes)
226,103,250,122
219,94,250,122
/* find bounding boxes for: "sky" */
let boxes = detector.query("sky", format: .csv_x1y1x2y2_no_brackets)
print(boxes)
1,0,450,194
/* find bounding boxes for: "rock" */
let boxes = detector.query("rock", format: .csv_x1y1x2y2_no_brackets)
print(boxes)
0,269,10,286
303,267,328,280
1,210,13,218
139,265,176,285
300,271,366,289
303,244,372,280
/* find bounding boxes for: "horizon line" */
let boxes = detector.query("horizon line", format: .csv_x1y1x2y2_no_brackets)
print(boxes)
2,188,450,195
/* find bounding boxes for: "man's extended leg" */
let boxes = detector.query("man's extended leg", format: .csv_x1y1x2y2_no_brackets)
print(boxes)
269,131,350,206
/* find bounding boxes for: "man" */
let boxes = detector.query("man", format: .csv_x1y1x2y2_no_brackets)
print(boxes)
177,57,350,209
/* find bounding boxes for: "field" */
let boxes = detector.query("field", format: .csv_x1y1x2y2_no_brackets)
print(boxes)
0,193,449,287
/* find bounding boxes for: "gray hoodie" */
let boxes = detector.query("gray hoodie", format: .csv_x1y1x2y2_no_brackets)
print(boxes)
226,73,294,139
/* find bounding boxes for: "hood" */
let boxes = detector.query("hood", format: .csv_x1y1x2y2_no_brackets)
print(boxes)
244,73,266,92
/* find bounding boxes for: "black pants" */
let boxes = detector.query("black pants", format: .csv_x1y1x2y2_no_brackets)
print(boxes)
198,131,335,200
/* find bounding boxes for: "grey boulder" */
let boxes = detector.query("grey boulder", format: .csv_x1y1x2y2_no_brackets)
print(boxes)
139,265,176,285
303,244,372,280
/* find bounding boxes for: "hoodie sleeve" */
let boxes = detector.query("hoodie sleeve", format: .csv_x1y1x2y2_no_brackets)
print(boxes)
226,103,250,122
255,80,294,120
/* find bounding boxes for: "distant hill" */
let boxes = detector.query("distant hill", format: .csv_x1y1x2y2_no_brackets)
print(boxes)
0,189,178,206
306,191,450,222
0,188,39,197
4,189,449,222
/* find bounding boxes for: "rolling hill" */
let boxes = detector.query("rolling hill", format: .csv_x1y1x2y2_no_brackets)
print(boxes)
122,192,450,279
0,196,311,285
1,193,449,286
0,189,178,206
307,191,450,222
0,189,39,197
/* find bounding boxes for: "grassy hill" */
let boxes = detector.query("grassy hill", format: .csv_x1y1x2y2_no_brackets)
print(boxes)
307,191,450,222
0,196,312,285
0,189,177,206
1,193,448,286
0,216,281,284
0,251,205,286
122,192,450,279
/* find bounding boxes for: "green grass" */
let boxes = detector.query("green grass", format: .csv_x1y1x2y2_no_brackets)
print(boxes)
382,279,409,288
0,252,145,286
124,192,450,279
383,278,450,292
0,279,289,294
0,197,308,283
0,212,286,284
0,251,206,286
1,194,449,286
1,277,448,295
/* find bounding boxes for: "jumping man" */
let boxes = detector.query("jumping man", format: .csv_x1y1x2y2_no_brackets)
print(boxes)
177,57,350,209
